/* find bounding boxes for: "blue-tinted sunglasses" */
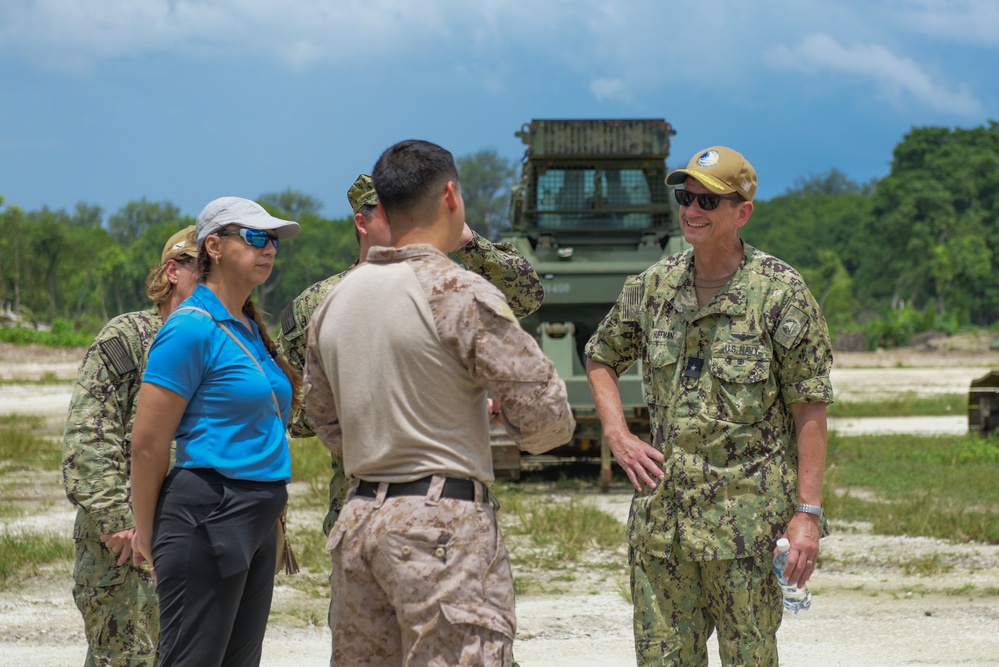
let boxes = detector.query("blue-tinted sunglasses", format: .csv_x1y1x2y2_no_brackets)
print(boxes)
216,228,280,249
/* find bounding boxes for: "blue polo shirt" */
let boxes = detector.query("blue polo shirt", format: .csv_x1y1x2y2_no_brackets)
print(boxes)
144,284,293,482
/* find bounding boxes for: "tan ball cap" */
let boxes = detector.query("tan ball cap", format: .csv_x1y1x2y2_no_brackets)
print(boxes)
160,225,197,263
666,146,757,202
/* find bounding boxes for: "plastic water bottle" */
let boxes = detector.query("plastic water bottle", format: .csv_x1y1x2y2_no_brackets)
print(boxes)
773,538,811,614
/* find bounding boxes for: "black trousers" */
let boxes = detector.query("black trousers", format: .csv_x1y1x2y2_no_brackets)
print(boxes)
152,468,287,667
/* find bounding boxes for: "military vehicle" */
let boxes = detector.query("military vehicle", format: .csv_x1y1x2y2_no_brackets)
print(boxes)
492,119,688,488
969,370,999,435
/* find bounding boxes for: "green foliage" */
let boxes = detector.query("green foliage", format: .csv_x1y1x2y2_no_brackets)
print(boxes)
0,324,94,348
7,129,999,334
455,149,517,240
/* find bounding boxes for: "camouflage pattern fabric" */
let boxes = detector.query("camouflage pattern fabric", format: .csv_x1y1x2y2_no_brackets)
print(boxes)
586,244,832,665
62,309,163,666
278,233,544,534
586,244,833,561
326,479,515,666
631,543,780,666
450,231,544,321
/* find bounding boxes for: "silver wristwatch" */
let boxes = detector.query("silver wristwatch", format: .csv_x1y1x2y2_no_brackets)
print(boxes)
795,503,823,516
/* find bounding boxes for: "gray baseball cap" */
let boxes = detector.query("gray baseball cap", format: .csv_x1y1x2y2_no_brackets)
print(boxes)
195,197,300,247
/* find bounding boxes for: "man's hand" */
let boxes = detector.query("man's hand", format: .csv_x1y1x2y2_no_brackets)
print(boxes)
778,512,821,588
99,528,136,566
486,397,504,426
606,430,665,492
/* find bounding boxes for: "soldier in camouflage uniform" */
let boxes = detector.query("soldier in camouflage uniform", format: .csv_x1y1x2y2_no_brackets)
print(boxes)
278,173,544,536
62,226,200,667
304,140,574,666
585,146,833,666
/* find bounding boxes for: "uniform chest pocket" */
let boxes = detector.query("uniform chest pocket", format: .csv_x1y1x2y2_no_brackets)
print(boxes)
644,341,680,406
706,348,772,424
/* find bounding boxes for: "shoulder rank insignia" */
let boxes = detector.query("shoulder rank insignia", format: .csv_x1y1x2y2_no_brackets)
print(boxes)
98,337,136,376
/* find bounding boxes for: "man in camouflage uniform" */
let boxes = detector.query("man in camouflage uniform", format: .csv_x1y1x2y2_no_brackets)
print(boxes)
278,173,544,536
62,226,200,667
304,139,575,666
585,146,833,666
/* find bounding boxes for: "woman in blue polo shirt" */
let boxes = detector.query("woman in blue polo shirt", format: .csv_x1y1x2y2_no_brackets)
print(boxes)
130,196,301,667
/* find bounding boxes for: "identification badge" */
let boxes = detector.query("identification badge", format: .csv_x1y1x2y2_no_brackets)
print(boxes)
683,357,703,378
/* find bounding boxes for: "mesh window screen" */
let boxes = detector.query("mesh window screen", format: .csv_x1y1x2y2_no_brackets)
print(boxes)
534,168,654,229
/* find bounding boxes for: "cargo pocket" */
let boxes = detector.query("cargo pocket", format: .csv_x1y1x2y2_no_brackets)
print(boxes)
707,350,770,423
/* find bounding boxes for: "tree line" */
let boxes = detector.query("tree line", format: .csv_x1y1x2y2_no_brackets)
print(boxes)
2,126,998,349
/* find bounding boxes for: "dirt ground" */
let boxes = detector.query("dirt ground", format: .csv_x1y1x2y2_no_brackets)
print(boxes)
1,337,998,666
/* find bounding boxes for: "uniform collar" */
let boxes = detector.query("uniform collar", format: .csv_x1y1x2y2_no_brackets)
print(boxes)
366,244,447,263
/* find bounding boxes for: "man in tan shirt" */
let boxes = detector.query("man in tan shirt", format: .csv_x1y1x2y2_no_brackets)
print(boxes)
304,139,575,666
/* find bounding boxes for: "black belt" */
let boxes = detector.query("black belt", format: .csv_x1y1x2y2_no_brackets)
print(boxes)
355,476,477,501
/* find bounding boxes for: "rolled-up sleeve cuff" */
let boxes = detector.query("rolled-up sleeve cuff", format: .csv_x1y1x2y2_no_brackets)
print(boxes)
90,506,134,536
783,376,834,405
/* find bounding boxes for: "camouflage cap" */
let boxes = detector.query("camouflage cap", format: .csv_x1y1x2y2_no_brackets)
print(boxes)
347,174,378,215
160,225,197,263
666,146,757,202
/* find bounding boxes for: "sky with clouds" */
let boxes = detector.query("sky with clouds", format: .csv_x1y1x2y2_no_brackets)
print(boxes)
1,0,996,221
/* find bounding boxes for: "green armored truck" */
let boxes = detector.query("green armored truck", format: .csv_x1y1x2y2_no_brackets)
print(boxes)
493,119,688,488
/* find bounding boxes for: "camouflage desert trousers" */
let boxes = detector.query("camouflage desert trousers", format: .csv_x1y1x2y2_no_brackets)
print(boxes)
327,475,516,666
630,541,782,666
72,537,158,667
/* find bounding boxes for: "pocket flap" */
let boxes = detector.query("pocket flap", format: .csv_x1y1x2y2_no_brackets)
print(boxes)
439,601,515,640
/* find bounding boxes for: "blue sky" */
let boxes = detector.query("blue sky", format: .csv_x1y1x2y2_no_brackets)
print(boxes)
1,0,996,222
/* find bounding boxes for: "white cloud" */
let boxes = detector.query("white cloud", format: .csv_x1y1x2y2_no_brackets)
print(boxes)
767,34,984,117
899,0,999,47
589,78,629,103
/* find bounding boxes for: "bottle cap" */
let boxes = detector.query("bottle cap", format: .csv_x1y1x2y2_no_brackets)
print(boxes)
776,538,790,553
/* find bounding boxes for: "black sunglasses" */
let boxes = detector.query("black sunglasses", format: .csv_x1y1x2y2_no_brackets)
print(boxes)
216,228,280,249
673,189,744,211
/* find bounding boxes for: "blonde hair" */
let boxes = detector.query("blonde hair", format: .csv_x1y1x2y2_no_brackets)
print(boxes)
145,260,186,305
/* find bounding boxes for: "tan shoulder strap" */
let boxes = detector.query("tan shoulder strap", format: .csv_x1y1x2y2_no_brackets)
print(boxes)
175,306,281,418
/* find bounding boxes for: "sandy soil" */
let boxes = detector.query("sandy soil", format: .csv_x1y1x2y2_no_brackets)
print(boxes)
1,337,998,666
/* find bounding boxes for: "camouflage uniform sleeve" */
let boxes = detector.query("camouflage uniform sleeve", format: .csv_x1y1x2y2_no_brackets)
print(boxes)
303,293,343,455
772,284,834,405
451,231,544,319
279,270,352,438
61,325,141,535
436,280,575,454
584,275,643,377
279,295,318,438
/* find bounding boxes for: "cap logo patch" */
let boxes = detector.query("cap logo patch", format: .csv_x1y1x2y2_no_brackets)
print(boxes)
697,150,720,167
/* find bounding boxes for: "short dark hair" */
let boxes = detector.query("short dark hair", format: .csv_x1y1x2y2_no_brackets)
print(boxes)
372,140,459,217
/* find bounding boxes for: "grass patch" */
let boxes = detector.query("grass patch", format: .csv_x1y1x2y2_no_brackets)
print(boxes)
828,393,967,417
289,437,335,484
823,433,999,543
0,372,71,386
0,415,62,472
0,530,74,591
499,494,624,565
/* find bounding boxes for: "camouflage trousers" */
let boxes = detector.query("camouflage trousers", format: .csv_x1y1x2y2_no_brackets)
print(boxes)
326,475,516,666
72,538,159,667
630,542,782,667
321,452,350,536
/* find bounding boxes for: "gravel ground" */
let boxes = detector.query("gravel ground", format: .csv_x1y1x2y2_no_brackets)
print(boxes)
1,338,998,666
